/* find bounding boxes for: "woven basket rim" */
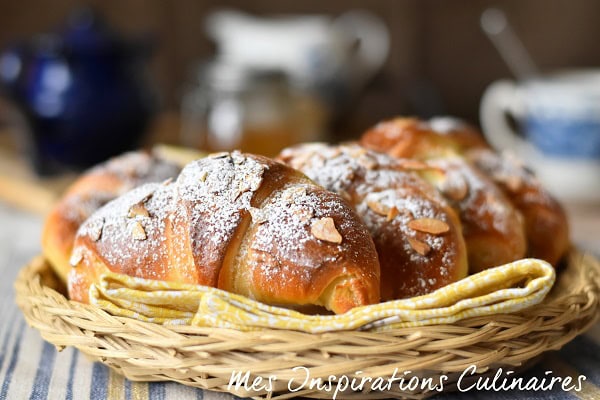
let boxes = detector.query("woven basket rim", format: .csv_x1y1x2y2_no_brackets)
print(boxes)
14,249,600,399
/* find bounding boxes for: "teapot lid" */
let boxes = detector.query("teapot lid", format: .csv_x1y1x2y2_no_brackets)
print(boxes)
60,8,147,58
62,9,117,53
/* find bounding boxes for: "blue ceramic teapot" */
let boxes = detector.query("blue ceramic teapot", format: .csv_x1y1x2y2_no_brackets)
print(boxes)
0,9,156,175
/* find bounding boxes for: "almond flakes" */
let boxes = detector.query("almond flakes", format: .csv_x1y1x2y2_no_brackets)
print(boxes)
408,237,431,256
358,154,378,170
198,170,208,182
503,175,523,192
69,247,83,266
130,221,147,240
367,200,389,216
311,217,342,244
128,202,149,218
386,206,399,221
408,218,450,234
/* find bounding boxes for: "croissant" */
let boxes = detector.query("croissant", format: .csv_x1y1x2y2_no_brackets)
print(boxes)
360,117,488,160
360,116,569,267
416,156,527,272
361,117,532,271
277,143,468,301
466,149,569,266
42,150,183,283
68,151,381,314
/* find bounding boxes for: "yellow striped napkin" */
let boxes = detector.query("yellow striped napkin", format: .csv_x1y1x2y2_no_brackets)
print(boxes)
88,258,555,333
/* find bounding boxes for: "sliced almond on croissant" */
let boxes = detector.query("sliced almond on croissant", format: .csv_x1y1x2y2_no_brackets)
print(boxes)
311,217,342,244
130,221,147,240
367,200,390,216
386,206,399,221
408,237,431,256
408,218,450,234
128,202,149,218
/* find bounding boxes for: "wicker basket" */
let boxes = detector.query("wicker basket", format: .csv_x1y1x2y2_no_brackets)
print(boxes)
15,250,600,399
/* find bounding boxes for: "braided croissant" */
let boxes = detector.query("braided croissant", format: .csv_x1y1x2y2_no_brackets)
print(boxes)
361,117,529,272
360,116,569,267
277,143,468,301
68,151,381,314
416,156,527,272
466,149,569,267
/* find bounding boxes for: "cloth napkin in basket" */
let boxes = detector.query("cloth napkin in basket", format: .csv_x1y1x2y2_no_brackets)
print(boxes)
88,258,555,333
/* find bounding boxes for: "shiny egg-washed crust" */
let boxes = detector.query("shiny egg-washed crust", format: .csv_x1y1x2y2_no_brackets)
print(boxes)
361,118,527,272
42,151,183,283
361,117,489,160
466,149,569,266
68,152,380,314
277,143,468,301
360,116,569,267
419,157,527,272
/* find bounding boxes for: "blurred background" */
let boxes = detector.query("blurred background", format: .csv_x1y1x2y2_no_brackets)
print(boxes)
3,0,599,126
0,0,599,209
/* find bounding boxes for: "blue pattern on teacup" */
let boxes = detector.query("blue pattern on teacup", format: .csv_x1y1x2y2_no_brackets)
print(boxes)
526,116,600,159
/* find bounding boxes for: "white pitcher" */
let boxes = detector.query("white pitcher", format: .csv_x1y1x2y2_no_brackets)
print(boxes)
205,9,390,97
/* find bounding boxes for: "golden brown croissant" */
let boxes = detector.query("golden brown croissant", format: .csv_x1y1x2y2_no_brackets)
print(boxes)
417,157,527,272
361,117,488,160
42,150,183,283
360,116,569,267
466,149,569,266
68,151,381,314
277,143,468,301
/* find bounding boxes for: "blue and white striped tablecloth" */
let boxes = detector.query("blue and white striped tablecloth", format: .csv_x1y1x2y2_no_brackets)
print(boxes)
1,202,599,400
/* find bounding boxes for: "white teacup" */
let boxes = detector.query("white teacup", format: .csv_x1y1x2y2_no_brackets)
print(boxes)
480,70,600,203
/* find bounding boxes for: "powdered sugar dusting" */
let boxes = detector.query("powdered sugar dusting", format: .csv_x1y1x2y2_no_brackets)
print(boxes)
467,148,555,208
428,157,517,235
78,183,171,278
254,185,317,269
75,152,268,282
73,150,379,309
279,143,441,199
252,184,348,270
358,189,449,265
96,151,180,188
279,143,464,299
176,152,266,258
62,191,118,225
62,151,180,227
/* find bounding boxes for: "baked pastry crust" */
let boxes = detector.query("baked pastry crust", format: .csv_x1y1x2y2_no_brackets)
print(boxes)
68,152,381,314
42,151,182,283
360,116,569,267
278,143,468,300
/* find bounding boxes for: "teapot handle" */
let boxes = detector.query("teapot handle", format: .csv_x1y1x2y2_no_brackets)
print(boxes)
333,10,390,79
